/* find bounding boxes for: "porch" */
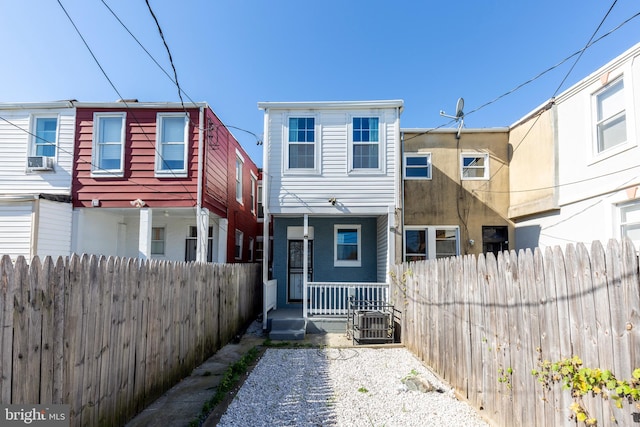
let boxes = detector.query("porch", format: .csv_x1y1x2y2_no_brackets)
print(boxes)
263,281,392,340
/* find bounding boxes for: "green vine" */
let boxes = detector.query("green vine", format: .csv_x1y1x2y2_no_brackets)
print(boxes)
531,355,640,425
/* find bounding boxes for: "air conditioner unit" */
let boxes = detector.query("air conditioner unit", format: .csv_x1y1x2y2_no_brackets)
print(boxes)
354,311,390,344
27,156,54,171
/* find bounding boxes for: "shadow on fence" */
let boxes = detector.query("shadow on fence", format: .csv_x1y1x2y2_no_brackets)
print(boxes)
391,238,640,427
0,253,261,426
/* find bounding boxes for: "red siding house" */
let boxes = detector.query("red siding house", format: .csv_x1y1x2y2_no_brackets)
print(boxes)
71,101,259,263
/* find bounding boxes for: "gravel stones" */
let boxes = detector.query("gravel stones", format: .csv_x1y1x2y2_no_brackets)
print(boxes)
218,347,489,427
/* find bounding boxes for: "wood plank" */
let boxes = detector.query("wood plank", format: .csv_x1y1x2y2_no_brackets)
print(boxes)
0,255,15,402
12,257,30,403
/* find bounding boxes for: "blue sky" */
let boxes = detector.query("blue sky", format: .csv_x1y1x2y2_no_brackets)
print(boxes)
1,1,639,167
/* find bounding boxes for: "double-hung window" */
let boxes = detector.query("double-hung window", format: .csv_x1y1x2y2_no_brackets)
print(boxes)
250,172,257,215
32,116,58,157
595,78,627,153
151,227,166,255
235,152,244,203
352,117,379,170
288,117,315,169
93,113,126,175
404,226,459,261
156,113,188,176
461,153,489,180
619,201,640,247
235,230,244,260
334,225,361,267
404,153,431,179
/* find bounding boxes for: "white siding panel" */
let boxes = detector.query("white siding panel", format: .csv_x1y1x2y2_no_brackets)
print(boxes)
376,214,388,283
0,108,75,194
265,107,400,215
36,199,72,258
0,202,34,259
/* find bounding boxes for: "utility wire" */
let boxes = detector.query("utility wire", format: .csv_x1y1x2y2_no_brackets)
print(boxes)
100,0,261,144
470,0,627,195
144,0,186,110
56,0,197,203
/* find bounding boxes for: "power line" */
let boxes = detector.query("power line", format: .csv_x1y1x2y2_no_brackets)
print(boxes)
99,0,261,144
55,0,198,204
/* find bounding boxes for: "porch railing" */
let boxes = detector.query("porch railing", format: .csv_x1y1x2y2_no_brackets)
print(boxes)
263,279,277,329
305,282,389,318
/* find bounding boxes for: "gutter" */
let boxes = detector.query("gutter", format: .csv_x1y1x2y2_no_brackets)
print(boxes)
196,105,205,262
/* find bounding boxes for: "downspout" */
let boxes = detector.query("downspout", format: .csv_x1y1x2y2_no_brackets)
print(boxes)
400,128,405,266
262,108,271,330
196,106,205,262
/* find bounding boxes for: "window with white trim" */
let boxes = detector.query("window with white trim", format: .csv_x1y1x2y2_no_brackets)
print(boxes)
151,227,165,255
235,229,244,260
257,183,264,219
250,173,257,215
352,117,379,169
595,78,626,153
461,153,489,180
619,200,640,248
287,117,315,169
334,225,361,267
93,113,126,175
404,153,431,179
156,113,188,175
404,226,459,261
235,156,244,203
31,116,58,157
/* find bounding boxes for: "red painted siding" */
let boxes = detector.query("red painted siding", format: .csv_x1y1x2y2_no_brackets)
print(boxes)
73,107,200,208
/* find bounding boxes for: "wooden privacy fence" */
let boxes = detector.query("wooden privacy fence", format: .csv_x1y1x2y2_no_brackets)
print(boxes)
390,238,640,427
0,254,261,427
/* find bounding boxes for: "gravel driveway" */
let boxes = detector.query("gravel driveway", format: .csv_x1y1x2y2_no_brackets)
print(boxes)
218,347,489,427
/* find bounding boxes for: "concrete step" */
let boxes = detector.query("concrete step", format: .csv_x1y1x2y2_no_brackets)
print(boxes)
307,317,349,334
269,317,306,341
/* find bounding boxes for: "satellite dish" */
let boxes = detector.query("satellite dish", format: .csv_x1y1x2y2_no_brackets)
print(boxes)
440,97,465,121
455,98,464,119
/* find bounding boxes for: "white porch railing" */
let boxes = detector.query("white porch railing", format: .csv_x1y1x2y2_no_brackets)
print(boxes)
305,282,389,318
263,279,277,330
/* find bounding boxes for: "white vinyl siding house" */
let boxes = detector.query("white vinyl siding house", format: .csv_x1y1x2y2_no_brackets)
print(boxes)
513,42,640,251
0,102,76,260
258,100,403,322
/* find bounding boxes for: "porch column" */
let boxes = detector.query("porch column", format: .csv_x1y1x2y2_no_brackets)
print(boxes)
217,218,228,263
196,207,210,263
138,208,152,259
303,214,309,319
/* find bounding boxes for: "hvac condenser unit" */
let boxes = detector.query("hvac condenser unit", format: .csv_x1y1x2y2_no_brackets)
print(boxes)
353,311,390,344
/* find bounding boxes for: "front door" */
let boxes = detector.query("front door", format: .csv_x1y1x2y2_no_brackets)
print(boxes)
288,239,313,303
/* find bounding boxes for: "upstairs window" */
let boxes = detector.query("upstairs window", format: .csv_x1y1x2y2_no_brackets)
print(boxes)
352,117,379,169
461,153,489,180
93,113,125,175
334,225,361,267
288,117,315,169
250,173,257,215
156,113,188,175
595,78,626,153
235,154,244,203
404,153,431,179
32,117,58,157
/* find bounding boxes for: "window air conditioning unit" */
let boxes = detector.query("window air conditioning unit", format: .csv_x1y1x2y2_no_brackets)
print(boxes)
27,156,54,171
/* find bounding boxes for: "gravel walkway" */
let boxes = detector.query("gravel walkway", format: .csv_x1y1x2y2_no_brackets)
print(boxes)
218,347,489,427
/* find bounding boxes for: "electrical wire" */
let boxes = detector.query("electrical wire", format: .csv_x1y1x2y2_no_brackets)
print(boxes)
56,0,197,204
100,0,261,144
